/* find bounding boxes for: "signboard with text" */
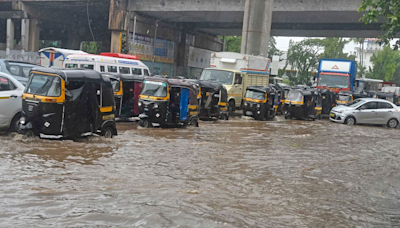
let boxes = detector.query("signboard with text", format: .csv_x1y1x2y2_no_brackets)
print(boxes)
127,34,175,64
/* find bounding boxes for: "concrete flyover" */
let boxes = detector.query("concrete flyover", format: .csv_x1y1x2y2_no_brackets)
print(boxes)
130,0,384,38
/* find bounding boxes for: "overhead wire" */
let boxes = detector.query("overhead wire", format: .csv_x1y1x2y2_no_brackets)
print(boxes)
87,0,96,42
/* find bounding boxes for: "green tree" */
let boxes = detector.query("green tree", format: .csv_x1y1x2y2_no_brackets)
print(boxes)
367,46,400,81
223,36,241,53
359,0,400,50
284,39,323,85
268,37,283,59
321,38,356,60
81,41,102,54
358,65,367,78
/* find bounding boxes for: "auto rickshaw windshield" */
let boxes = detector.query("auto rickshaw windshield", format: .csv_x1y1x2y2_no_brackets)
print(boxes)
245,90,265,100
142,81,167,97
25,73,62,97
339,94,351,101
110,78,120,92
287,91,303,102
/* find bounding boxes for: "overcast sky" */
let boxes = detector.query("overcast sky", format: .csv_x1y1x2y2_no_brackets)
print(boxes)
274,36,397,54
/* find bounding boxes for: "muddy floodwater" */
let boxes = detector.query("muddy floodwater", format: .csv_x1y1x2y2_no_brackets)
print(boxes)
1,117,400,227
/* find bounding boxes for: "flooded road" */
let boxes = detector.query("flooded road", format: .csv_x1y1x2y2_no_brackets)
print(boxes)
1,117,400,227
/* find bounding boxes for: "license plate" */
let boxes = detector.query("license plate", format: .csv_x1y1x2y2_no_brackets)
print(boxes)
330,113,335,117
246,111,253,116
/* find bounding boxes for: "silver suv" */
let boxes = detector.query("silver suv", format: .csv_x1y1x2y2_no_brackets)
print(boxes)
0,60,39,85
330,98,400,128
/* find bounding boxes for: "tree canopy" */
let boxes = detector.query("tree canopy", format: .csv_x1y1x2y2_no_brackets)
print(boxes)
320,38,356,60
367,46,400,82
284,39,323,85
359,0,400,50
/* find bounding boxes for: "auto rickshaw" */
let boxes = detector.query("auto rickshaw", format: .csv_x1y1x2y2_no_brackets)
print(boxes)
138,77,200,128
102,73,144,119
280,84,291,114
319,89,337,115
376,92,399,105
19,68,117,138
243,86,277,120
337,90,369,105
270,84,284,114
284,88,321,121
188,79,229,120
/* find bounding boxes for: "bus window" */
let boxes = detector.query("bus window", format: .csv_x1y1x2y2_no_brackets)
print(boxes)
119,67,130,74
132,68,142,75
65,64,78,68
81,64,94,70
100,66,105,72
108,66,118,73
144,69,150,76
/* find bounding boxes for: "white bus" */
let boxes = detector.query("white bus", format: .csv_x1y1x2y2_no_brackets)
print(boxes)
64,53,151,76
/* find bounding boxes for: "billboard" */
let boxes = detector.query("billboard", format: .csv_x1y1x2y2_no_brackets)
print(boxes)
128,34,175,64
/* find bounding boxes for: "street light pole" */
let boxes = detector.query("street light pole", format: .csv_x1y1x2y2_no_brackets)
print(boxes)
152,20,159,74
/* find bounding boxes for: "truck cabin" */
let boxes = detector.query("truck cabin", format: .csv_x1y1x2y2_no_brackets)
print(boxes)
200,69,242,86
317,72,351,93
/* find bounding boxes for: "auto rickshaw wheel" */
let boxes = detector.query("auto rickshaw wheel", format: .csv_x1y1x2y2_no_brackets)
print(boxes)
222,114,229,121
190,118,199,127
102,127,114,138
25,130,37,138
140,119,150,128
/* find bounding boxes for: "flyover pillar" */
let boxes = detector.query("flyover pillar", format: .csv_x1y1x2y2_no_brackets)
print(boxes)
28,18,40,52
240,0,274,57
21,18,30,53
6,19,15,53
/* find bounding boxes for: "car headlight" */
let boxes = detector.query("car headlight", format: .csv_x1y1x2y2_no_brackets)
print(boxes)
20,117,26,125
336,110,343,114
154,103,159,108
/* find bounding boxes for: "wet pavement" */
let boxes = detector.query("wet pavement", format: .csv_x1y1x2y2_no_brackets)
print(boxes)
0,116,400,227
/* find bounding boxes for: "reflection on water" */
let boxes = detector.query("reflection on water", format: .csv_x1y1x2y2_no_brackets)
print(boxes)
0,117,400,227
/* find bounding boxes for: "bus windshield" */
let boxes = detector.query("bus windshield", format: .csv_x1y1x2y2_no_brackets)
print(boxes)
318,74,349,89
142,81,167,97
25,74,61,97
200,69,234,85
245,90,265,100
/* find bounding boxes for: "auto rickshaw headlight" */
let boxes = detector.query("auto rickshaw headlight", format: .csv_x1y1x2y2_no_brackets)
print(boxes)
20,117,26,125
154,103,159,109
138,101,142,107
257,104,260,108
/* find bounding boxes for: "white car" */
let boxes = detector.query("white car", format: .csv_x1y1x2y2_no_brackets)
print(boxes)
0,72,24,131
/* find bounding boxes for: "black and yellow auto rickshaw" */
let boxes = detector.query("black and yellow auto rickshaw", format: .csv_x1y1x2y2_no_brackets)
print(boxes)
284,88,321,120
188,80,229,120
319,89,337,115
138,77,200,128
102,73,144,119
19,68,117,138
337,90,369,105
243,86,277,120
376,92,399,105
279,84,291,114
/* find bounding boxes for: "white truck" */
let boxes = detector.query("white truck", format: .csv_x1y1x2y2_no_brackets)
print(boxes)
200,52,271,113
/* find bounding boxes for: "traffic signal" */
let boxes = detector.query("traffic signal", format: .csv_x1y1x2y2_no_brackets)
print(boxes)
120,32,128,54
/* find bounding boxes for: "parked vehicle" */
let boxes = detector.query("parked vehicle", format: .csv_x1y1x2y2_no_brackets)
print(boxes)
285,88,321,121
319,89,337,115
337,90,370,105
200,52,271,114
381,86,400,105
316,59,357,93
138,77,200,128
0,59,40,85
243,86,277,120
330,98,400,128
376,92,399,106
19,68,117,138
38,47,87,68
188,79,229,120
270,84,285,114
0,72,24,132
279,84,291,114
102,73,144,119
64,53,151,76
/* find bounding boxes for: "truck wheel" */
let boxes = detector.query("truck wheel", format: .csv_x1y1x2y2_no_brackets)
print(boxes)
228,100,235,117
